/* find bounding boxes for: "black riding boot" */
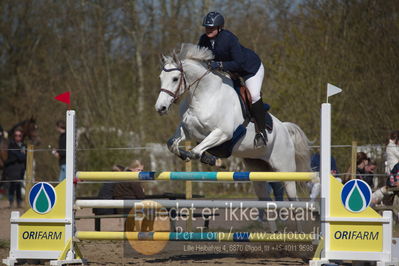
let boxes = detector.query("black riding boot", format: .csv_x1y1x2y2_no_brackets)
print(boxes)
251,99,268,147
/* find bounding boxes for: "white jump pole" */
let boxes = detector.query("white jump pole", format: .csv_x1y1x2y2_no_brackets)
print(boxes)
320,103,331,260
75,199,319,210
53,110,83,265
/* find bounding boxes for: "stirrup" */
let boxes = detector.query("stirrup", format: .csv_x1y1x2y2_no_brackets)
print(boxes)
254,132,267,148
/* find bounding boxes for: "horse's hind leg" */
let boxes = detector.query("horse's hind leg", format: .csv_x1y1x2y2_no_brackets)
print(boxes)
253,182,270,201
270,154,297,200
244,158,277,232
244,158,273,201
271,157,305,232
284,181,297,201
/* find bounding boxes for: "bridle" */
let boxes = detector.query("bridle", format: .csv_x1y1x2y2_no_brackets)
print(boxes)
160,59,210,103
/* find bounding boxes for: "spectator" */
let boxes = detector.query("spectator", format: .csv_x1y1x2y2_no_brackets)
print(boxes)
343,151,368,183
364,158,377,189
310,152,339,174
309,151,339,200
52,120,66,181
3,129,26,208
387,162,399,187
93,160,145,216
113,160,145,200
372,161,399,206
386,162,399,188
129,159,144,172
356,151,368,179
386,130,399,173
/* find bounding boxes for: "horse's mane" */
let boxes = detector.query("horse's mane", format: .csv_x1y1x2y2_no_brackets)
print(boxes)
162,43,214,66
179,43,214,61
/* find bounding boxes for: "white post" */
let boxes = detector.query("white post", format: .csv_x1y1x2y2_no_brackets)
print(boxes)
382,211,393,262
65,110,76,260
320,103,331,260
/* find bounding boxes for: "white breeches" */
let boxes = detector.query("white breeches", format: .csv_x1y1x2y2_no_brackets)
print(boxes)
245,63,264,103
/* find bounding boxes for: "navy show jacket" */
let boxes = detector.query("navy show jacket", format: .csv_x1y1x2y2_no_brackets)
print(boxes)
198,29,261,80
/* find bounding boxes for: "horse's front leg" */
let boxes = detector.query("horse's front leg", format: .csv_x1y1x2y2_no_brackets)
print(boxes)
167,124,191,161
189,128,230,162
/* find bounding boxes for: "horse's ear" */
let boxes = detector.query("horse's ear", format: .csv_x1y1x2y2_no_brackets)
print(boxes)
172,50,179,65
160,54,167,65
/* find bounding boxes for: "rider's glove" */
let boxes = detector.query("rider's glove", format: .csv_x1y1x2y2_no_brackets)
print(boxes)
209,61,223,71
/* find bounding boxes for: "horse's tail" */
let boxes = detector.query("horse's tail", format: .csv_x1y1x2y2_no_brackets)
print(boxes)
283,122,311,172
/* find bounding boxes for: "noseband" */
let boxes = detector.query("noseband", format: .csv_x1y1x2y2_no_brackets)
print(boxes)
160,61,210,103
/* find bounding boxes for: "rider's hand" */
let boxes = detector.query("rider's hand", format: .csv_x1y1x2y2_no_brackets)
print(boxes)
209,61,223,70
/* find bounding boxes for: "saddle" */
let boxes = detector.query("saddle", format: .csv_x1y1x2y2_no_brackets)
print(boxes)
231,77,273,132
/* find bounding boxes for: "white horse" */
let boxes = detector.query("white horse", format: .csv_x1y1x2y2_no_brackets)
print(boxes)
155,44,311,201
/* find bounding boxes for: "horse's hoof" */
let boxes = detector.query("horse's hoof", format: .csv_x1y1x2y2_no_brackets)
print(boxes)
167,137,176,150
200,153,216,166
178,149,190,161
187,151,200,160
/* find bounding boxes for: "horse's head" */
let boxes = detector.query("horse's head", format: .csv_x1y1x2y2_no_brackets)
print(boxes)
155,54,186,115
155,44,214,115
26,117,41,145
10,117,41,146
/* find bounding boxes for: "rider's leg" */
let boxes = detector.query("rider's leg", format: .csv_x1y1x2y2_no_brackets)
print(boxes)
245,63,268,147
252,99,267,146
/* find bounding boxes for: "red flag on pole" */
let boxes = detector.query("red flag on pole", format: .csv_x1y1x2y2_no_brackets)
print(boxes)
54,91,71,105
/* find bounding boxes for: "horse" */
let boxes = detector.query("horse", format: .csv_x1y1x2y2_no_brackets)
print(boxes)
155,43,311,201
0,118,41,169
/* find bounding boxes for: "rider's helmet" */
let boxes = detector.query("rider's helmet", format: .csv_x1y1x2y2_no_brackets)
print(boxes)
202,12,224,27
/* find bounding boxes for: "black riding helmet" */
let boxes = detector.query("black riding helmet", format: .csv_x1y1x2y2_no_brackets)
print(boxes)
202,11,224,27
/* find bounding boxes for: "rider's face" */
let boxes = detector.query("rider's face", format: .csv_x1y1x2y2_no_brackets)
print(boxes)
205,26,219,38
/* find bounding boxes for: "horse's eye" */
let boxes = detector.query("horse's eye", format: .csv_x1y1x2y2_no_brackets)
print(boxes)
173,77,179,82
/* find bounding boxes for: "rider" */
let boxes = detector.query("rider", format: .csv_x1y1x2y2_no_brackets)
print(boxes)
198,11,268,147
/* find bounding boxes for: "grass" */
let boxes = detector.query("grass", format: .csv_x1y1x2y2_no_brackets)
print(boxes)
0,240,9,248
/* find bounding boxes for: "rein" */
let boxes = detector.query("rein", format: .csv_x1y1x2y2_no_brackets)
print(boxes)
160,61,210,103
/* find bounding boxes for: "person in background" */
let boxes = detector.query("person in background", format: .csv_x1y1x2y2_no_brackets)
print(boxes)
372,161,399,206
355,152,368,180
364,158,377,189
387,162,399,188
386,130,399,173
310,151,339,175
52,120,66,181
129,160,144,172
343,151,368,183
309,151,339,200
94,160,146,217
113,160,145,200
4,129,26,208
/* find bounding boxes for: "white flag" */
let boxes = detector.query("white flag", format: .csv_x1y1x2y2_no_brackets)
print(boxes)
327,83,342,97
